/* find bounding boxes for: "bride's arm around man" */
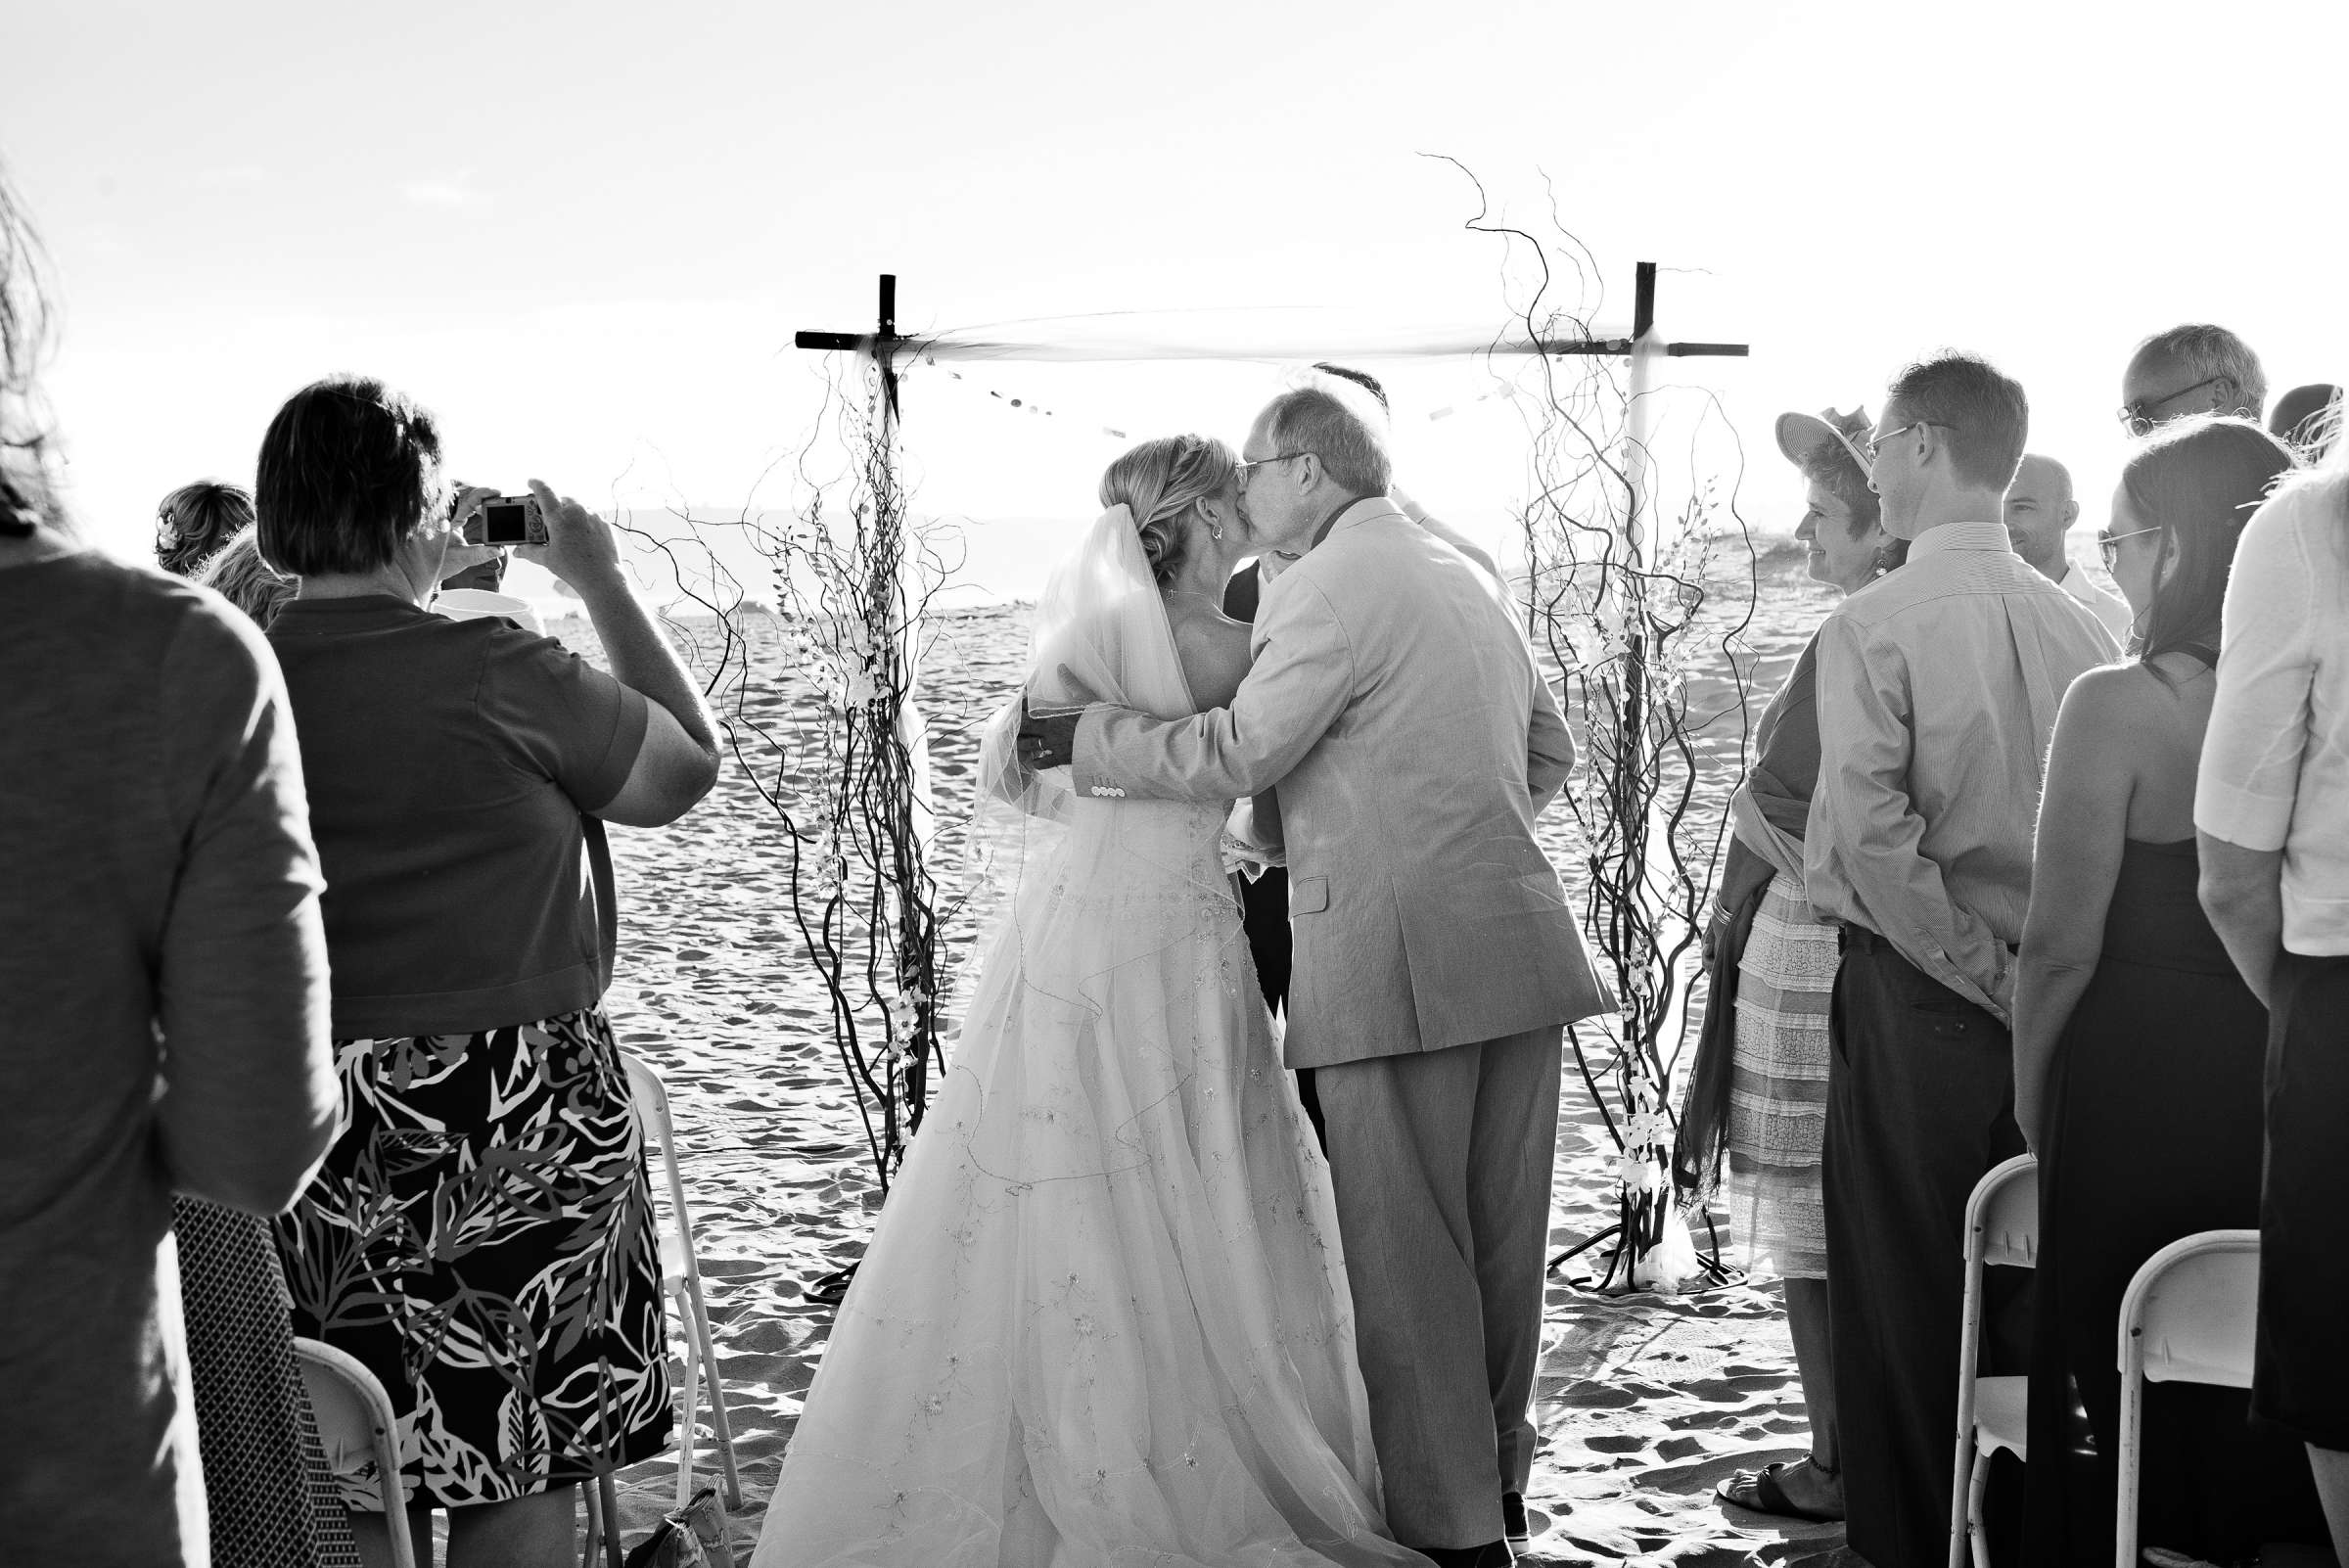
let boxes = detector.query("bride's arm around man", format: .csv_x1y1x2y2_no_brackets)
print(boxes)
1022,377,1609,1565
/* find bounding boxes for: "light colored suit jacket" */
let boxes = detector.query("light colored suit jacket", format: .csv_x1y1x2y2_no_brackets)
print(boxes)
1075,497,1613,1069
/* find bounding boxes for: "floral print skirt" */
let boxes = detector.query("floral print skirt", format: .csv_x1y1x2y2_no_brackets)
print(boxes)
274,1006,671,1508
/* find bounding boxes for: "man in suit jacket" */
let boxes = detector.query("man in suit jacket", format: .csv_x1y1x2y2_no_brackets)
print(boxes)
1023,380,1610,1566
1222,362,1504,1054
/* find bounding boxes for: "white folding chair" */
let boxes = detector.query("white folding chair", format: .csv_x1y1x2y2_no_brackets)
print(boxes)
1949,1153,2040,1568
2113,1228,2261,1568
622,1051,744,1511
294,1337,418,1568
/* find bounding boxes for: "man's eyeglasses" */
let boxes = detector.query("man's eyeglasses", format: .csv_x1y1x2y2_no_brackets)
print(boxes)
2117,377,2225,438
2097,525,2161,568
1865,420,1951,459
1235,451,1312,487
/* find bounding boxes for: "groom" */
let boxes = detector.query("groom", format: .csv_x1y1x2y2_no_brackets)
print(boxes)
1021,377,1611,1566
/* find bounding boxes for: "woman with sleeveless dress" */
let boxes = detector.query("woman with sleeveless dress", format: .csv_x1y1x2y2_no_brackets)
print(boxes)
751,436,1426,1568
2014,416,2326,1566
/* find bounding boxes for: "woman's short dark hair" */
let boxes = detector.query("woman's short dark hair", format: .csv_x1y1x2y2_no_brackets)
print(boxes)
255,375,444,576
2120,415,2297,678
155,481,253,576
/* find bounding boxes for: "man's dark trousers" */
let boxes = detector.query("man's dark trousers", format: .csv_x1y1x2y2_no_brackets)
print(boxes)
1823,926,2025,1568
1224,560,1320,1146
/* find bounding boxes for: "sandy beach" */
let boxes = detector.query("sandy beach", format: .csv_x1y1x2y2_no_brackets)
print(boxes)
570,542,1860,1567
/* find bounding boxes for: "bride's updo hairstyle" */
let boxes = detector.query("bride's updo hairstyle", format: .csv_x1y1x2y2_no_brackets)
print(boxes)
1099,434,1238,588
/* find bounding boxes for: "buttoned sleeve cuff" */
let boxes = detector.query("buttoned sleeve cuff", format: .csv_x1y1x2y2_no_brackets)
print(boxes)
2194,783,2294,853
1069,708,1141,799
1070,708,1107,797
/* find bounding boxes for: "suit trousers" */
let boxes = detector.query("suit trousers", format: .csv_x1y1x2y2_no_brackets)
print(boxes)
1823,927,2025,1568
1312,1026,1563,1549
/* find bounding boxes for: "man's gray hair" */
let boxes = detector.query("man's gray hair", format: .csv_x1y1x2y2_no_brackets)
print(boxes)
2136,323,2269,417
1262,377,1393,498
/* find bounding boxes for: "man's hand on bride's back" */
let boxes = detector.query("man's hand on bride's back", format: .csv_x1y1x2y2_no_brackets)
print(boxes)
1018,709,1081,771
1019,665,1097,770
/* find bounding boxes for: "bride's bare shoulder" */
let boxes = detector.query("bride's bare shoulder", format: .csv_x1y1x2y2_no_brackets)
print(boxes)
1166,597,1252,710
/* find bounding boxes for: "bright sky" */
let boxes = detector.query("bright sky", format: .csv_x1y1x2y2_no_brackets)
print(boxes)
10,0,2347,600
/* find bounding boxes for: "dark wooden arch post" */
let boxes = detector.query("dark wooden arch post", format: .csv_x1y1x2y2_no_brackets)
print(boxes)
791,275,944,1192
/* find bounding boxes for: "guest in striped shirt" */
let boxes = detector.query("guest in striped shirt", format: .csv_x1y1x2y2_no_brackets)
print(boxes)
1805,352,2112,1568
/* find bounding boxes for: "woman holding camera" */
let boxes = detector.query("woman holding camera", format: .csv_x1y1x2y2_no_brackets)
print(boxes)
258,375,720,1568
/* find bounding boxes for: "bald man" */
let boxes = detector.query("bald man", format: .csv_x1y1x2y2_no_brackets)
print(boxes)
2004,453,2130,646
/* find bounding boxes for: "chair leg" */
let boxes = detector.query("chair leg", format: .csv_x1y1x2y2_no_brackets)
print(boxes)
2116,1367,2144,1568
683,1268,742,1509
675,1280,700,1514
580,1480,601,1568
599,1470,625,1568
1966,1447,1995,1568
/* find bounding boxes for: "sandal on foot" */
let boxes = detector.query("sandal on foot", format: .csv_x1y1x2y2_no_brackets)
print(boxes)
1716,1460,1846,1523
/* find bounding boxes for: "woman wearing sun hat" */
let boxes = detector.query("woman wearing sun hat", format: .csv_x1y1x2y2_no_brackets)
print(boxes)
1678,405,1898,1524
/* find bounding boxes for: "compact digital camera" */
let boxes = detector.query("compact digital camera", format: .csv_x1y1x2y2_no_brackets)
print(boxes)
463,493,549,547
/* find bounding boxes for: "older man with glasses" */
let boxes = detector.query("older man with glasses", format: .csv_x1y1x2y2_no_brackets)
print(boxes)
1220,365,1502,1145
1805,353,2114,1568
2119,323,2269,437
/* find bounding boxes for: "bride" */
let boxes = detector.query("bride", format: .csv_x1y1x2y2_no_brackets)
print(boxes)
750,435,1426,1567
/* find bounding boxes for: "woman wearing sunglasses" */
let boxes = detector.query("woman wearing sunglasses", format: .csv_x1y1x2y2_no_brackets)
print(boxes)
2013,416,2324,1567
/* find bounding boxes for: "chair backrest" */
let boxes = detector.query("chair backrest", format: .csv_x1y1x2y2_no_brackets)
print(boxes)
621,1051,692,1286
294,1337,417,1568
622,1053,674,1156
1966,1153,2040,1269
2120,1229,2259,1389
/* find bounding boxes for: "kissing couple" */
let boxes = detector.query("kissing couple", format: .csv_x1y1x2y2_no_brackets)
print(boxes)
752,373,1612,1567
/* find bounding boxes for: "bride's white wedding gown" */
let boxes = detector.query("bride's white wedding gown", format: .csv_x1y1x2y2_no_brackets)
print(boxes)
751,508,1421,1568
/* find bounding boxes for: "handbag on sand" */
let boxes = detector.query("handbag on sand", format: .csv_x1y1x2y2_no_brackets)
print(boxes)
622,1485,734,1568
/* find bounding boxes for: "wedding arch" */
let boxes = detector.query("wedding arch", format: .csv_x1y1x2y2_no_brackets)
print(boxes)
680,196,1762,1294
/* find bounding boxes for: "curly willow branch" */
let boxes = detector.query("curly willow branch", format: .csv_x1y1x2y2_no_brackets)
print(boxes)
607,353,961,1208
1432,157,1764,1294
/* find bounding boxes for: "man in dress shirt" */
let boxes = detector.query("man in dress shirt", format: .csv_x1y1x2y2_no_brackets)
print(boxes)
1805,353,2113,1568
2003,453,2131,645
